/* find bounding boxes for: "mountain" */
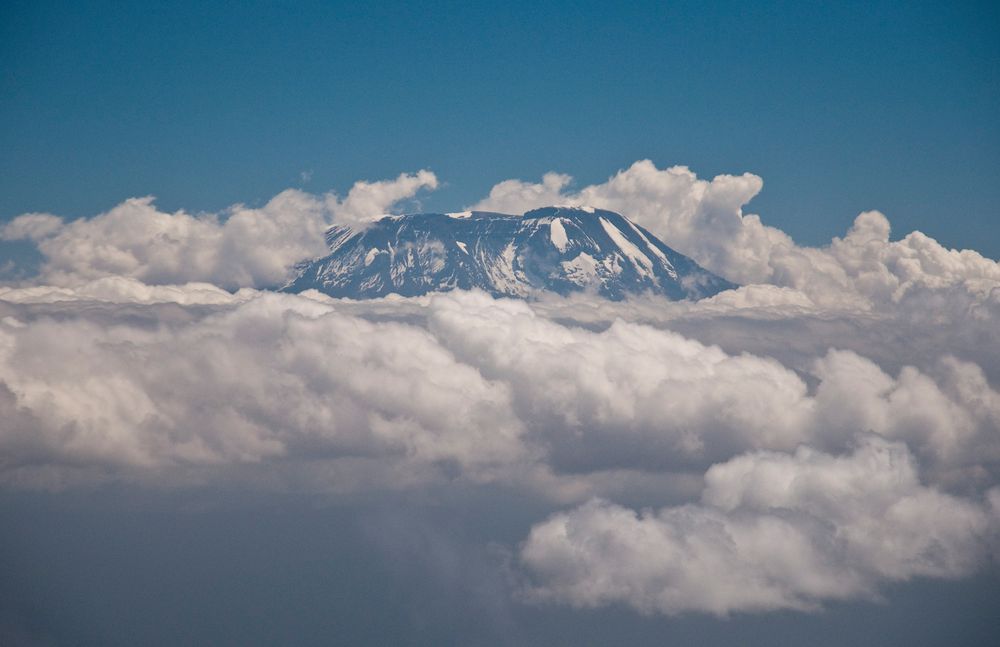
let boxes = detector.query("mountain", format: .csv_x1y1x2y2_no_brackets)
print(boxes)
283,206,735,300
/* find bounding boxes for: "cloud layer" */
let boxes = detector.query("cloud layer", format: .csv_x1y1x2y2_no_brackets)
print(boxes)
473,161,1000,310
2,286,996,492
1,171,437,289
1,162,998,616
521,436,1000,615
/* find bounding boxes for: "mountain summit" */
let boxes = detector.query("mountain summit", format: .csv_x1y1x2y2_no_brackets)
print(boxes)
284,206,735,300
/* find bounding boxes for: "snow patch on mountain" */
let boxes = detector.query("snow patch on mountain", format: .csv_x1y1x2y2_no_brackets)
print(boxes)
599,216,655,279
550,218,569,252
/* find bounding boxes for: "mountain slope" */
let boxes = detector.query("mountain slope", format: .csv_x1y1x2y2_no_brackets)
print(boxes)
284,206,735,300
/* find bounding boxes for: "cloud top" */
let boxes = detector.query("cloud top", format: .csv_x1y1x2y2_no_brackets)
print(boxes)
474,161,1000,309
1,171,438,289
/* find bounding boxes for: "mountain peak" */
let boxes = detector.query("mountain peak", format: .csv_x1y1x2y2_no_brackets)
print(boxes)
285,207,734,300
523,205,597,217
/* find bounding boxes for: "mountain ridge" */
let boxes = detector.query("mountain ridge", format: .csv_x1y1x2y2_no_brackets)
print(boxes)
284,206,735,300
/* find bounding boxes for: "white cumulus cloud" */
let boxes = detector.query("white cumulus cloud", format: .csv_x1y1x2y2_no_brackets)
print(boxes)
1,171,438,289
1,161,998,618
521,436,999,615
472,160,1000,310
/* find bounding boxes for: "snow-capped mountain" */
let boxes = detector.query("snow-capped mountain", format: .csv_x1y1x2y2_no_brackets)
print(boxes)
284,206,735,300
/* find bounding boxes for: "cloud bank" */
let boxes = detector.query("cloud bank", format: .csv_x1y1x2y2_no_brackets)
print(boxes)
1,162,998,617
473,161,1000,310
1,171,437,289
522,436,1000,615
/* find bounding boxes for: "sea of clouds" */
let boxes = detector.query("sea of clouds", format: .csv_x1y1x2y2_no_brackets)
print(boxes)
1,161,998,615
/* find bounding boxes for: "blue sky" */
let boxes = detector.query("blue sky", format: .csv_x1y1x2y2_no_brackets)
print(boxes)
2,0,998,255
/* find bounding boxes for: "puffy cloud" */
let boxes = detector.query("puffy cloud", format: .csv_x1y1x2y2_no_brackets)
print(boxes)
811,351,1000,487
429,292,1000,486
520,436,999,615
0,283,997,616
471,161,771,282
330,169,439,227
0,290,530,490
1,160,998,618
1,288,996,498
472,172,573,215
1,171,438,289
0,213,64,240
8,160,997,313
822,212,1000,305
471,161,1000,310
427,291,814,472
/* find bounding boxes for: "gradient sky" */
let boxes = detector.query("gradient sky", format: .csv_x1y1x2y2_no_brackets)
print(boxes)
2,0,998,256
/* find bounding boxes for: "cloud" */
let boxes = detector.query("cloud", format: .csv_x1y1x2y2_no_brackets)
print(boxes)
7,160,997,313
0,277,997,617
0,276,250,305
472,172,574,215
427,291,814,472
520,436,999,616
330,169,439,227
0,171,438,289
1,161,998,617
1,288,996,499
0,213,64,240
471,161,769,281
0,290,533,491
471,161,1000,309
429,292,1000,487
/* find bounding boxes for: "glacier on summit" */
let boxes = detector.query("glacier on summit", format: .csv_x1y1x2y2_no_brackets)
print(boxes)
284,206,735,300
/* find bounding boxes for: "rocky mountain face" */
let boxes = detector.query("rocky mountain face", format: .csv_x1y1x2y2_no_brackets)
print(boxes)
284,206,735,300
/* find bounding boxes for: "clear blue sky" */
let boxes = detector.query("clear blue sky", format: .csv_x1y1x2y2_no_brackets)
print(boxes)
2,0,998,256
